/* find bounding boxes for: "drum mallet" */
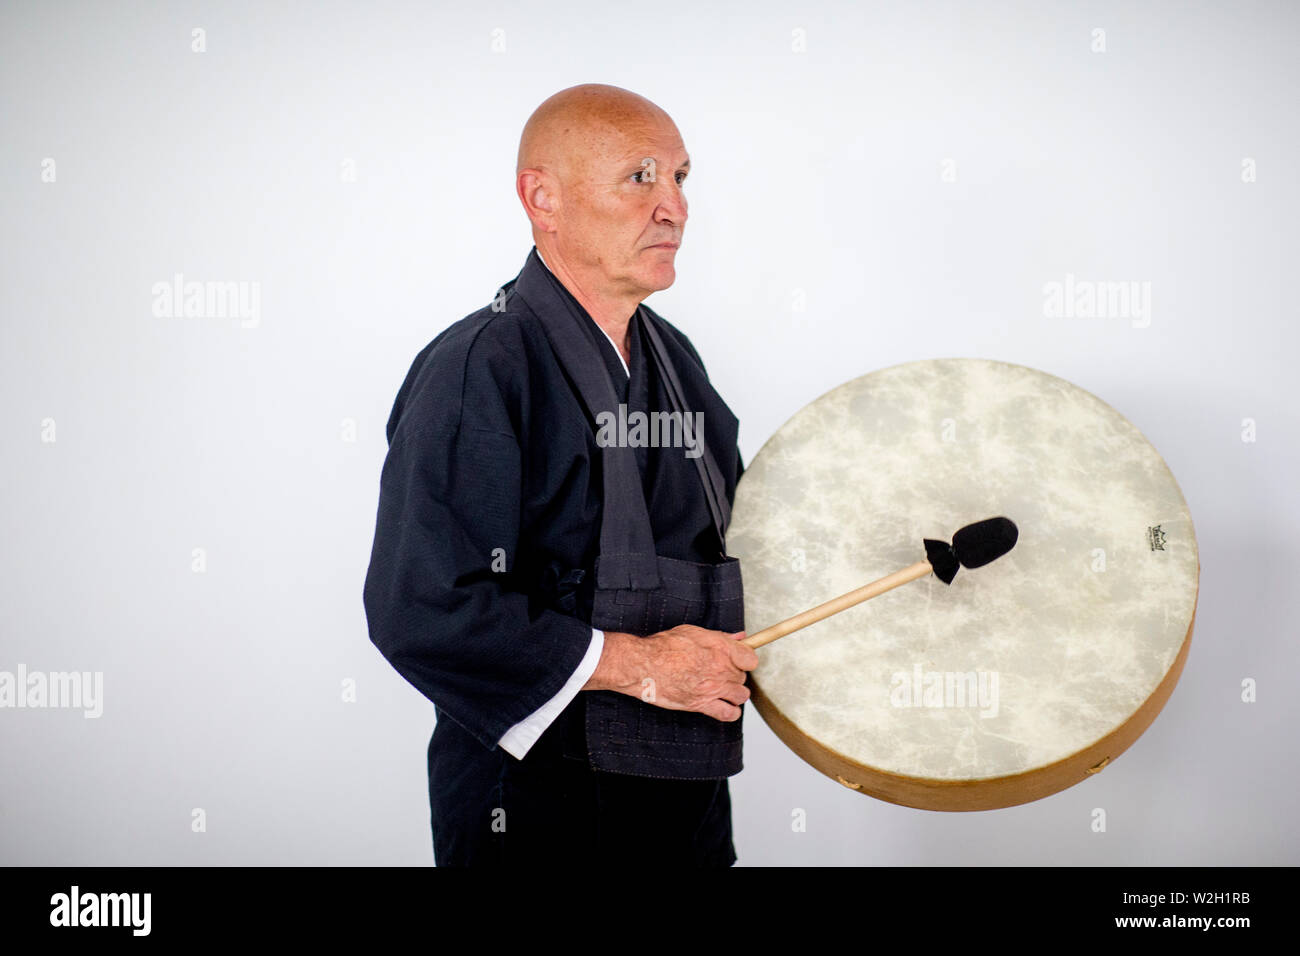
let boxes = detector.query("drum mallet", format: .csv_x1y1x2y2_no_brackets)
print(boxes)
741,516,1018,649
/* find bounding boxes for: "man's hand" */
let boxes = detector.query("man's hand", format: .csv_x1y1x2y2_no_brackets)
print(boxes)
582,625,758,722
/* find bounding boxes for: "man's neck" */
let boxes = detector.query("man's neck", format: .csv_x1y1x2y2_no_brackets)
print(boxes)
536,246,635,368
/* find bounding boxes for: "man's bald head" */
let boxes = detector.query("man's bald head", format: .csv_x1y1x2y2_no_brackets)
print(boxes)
516,84,673,182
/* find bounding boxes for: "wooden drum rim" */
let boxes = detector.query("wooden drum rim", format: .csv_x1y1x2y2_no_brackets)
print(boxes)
750,591,1195,810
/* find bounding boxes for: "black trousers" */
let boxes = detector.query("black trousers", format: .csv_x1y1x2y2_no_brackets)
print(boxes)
427,701,737,867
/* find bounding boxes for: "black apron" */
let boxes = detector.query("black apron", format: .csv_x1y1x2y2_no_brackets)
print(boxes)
517,262,746,780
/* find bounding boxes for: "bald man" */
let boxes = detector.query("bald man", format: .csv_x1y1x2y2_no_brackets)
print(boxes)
364,84,756,867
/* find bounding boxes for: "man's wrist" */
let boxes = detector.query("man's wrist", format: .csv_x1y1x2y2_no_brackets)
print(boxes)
582,630,639,694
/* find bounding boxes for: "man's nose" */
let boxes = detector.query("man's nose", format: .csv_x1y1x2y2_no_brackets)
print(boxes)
653,179,688,225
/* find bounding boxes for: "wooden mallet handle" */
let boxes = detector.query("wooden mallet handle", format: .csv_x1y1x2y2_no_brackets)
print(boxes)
740,559,933,649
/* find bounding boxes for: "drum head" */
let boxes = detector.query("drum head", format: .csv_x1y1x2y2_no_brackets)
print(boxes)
729,358,1199,810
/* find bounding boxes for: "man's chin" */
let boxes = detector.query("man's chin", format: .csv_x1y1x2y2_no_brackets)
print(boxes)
642,263,677,293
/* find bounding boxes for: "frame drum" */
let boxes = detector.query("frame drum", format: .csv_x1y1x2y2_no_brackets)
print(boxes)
729,358,1199,810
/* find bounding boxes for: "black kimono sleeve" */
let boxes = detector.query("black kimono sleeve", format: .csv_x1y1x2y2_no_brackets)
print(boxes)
362,319,594,750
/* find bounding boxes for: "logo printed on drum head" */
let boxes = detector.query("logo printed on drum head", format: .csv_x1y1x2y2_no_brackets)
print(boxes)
889,664,999,718
1147,526,1167,551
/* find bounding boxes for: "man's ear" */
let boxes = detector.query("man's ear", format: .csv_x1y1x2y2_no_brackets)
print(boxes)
517,169,559,231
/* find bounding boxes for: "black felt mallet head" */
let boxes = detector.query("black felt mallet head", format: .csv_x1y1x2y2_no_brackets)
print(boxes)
923,516,1019,585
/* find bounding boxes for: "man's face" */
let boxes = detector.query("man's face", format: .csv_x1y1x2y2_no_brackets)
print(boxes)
554,112,689,300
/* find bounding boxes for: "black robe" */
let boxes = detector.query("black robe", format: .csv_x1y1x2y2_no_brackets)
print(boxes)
362,246,744,753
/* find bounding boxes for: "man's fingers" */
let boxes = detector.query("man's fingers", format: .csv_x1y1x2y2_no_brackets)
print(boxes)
716,683,750,707
729,640,759,671
701,699,742,722
719,664,748,684
699,675,745,698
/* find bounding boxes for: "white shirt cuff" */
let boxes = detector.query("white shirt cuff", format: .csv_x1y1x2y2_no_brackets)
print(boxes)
498,628,604,760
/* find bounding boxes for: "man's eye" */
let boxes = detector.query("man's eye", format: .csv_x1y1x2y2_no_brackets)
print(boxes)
629,170,686,185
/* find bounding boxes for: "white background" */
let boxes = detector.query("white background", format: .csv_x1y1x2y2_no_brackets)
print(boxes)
1,0,1296,865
